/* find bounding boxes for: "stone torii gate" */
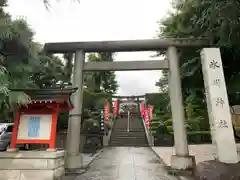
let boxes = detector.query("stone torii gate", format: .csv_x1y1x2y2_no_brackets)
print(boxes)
112,95,145,114
44,39,238,171
112,95,144,105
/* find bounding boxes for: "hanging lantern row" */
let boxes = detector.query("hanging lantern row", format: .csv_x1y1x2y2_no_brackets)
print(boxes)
99,110,105,133
104,103,110,121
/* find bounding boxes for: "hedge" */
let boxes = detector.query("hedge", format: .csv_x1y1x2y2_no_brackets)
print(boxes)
154,130,211,145
150,117,160,136
169,131,212,144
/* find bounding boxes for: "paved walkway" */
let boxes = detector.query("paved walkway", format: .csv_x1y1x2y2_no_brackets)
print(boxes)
82,152,101,165
152,143,240,166
74,147,180,180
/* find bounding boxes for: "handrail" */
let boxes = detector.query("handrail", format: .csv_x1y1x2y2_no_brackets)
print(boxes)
141,116,154,146
127,111,130,132
104,116,116,146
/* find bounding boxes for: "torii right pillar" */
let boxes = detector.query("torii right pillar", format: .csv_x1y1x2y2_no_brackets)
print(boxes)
167,46,194,170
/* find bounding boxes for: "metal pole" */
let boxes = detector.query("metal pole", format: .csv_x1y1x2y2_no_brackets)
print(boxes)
167,46,189,157
127,111,130,132
137,98,140,118
66,50,85,169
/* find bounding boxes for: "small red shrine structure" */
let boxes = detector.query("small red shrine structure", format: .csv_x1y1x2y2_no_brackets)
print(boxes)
9,87,77,151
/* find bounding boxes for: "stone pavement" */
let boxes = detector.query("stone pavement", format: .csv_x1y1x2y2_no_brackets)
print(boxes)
71,147,181,180
82,152,101,165
64,152,102,180
152,143,240,166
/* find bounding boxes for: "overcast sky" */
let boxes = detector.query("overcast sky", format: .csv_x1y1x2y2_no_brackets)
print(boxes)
6,0,171,96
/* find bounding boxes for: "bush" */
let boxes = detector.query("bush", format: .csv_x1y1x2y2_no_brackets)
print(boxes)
154,129,212,146
169,131,212,144
166,125,173,132
150,116,160,136
164,119,172,126
186,131,211,144
83,89,111,110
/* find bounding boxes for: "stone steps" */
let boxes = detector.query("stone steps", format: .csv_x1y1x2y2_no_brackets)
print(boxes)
110,136,147,139
111,132,146,137
109,142,148,146
109,117,149,147
112,130,145,133
110,139,147,143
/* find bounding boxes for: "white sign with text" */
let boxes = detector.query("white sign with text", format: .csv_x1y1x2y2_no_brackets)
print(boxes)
17,114,52,140
201,48,238,163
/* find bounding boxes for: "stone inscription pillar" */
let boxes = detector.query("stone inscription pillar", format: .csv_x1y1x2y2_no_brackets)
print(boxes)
201,48,238,163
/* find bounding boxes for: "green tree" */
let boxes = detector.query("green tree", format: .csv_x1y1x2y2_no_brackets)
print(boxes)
0,0,70,121
31,53,67,88
155,70,168,92
86,52,118,94
155,0,240,132
62,53,73,83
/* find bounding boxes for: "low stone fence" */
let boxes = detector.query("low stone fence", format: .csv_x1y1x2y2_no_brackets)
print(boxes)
29,121,113,152
30,132,96,153
29,131,77,150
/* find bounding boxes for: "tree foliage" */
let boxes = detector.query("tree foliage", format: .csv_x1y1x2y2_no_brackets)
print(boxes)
0,1,118,122
155,0,240,132
85,53,118,95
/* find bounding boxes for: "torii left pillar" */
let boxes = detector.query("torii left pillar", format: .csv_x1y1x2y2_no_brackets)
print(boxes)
66,50,85,170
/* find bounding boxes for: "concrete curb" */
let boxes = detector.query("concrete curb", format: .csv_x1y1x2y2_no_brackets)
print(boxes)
83,149,104,169
149,146,169,166
149,147,194,180
65,149,104,176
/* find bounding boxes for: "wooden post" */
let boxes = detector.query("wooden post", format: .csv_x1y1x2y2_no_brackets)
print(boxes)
48,107,59,151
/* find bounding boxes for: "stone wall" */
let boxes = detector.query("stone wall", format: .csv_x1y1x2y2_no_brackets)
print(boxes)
29,132,79,151
29,121,113,152
0,151,65,180
29,132,94,153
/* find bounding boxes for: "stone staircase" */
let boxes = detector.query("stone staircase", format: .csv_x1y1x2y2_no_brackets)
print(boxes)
109,116,149,147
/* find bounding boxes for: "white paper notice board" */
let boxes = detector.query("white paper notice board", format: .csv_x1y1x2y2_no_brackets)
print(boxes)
17,114,52,140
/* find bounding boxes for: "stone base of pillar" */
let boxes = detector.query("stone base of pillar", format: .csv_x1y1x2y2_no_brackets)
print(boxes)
103,135,108,146
0,150,65,180
6,148,18,152
65,153,83,170
171,155,195,171
103,130,112,147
